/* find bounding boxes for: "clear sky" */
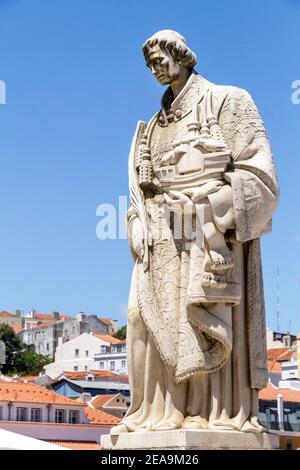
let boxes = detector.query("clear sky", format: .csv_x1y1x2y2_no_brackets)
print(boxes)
0,0,299,332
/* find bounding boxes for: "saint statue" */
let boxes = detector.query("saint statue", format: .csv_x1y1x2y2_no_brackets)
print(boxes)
113,30,279,434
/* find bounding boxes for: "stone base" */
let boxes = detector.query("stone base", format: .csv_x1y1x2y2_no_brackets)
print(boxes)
101,429,279,450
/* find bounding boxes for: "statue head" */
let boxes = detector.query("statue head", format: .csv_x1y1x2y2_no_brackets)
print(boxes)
142,30,197,86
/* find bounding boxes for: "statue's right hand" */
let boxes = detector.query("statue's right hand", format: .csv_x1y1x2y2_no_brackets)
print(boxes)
131,218,145,259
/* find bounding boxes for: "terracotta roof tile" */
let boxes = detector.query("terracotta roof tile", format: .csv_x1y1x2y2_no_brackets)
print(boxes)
21,322,54,332
110,375,128,383
34,313,53,320
259,382,300,403
34,313,72,321
85,406,120,426
98,318,111,325
16,376,38,383
60,371,87,380
12,325,22,333
91,333,124,344
267,348,290,361
267,360,282,373
0,381,84,406
91,394,118,409
277,349,294,361
90,370,122,379
0,311,14,317
46,440,101,450
60,370,116,381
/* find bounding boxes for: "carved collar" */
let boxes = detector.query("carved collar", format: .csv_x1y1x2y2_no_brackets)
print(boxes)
158,71,212,126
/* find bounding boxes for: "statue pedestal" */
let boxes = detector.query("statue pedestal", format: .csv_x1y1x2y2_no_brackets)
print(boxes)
101,429,279,450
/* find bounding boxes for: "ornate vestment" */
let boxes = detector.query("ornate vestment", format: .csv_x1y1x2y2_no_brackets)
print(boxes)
124,71,279,432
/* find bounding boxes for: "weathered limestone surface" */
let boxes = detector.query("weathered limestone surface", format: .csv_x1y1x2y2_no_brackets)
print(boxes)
101,430,279,450
104,30,279,449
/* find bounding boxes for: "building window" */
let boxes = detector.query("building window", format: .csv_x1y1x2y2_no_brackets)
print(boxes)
69,410,79,424
55,409,65,423
74,348,79,358
85,350,89,357
74,366,78,371
84,366,88,371
110,361,115,371
31,408,41,422
17,407,27,422
121,360,126,369
101,346,107,353
99,362,105,370
46,343,49,351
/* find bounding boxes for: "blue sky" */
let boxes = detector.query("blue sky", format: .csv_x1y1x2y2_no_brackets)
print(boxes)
0,0,299,332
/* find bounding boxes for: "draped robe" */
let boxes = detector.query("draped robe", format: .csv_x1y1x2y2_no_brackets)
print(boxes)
122,71,279,432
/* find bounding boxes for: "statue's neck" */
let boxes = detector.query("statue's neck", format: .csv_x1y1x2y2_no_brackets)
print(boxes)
170,68,193,98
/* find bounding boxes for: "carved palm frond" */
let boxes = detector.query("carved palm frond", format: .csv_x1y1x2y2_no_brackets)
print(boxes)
128,120,149,271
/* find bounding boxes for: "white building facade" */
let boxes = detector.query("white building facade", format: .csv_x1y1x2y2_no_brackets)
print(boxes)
45,333,126,378
0,381,118,445
266,329,297,349
0,399,87,424
94,349,127,375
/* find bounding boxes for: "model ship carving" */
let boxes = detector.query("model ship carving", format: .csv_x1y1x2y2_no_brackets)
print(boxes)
137,89,232,192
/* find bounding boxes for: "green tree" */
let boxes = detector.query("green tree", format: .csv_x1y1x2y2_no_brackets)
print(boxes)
14,345,52,376
0,324,23,373
0,324,51,375
114,325,126,340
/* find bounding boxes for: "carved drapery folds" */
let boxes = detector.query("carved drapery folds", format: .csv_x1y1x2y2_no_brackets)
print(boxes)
127,73,278,389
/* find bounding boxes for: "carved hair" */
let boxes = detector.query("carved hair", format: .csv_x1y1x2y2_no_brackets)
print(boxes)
142,30,197,68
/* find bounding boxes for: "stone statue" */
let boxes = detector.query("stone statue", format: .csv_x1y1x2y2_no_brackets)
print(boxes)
111,30,279,438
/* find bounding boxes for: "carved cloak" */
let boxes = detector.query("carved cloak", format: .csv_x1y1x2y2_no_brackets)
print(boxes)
128,73,279,389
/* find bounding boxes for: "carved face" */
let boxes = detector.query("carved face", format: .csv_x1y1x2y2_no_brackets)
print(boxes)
146,44,182,86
